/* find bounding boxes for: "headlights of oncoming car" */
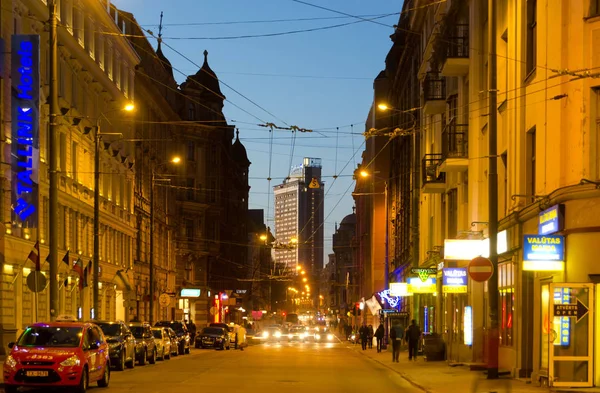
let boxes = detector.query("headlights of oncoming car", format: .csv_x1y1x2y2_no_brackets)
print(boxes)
274,331,282,338
60,355,81,367
327,334,334,341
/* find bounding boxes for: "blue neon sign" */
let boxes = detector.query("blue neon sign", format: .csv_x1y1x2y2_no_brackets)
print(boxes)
538,204,565,236
523,235,564,261
554,288,570,346
11,35,40,226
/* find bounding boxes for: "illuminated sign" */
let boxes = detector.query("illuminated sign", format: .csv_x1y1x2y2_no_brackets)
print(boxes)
523,235,565,271
444,231,508,260
11,35,40,226
389,282,409,297
407,277,437,294
554,288,570,347
442,268,468,293
180,288,201,297
539,204,564,236
378,289,402,308
410,268,437,282
464,306,473,345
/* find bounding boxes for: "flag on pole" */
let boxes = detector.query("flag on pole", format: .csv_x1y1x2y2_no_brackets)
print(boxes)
62,250,70,269
73,258,84,290
365,295,382,316
82,262,90,289
27,241,40,271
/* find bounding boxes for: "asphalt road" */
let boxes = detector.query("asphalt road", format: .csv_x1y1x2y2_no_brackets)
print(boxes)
3,339,422,393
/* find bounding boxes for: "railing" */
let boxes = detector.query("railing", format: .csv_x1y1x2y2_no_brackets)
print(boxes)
424,73,446,101
446,24,469,58
422,154,446,185
442,119,468,159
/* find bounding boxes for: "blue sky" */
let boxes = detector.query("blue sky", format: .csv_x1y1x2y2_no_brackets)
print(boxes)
112,0,399,258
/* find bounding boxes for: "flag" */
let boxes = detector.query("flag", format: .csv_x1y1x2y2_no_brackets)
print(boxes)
365,295,382,316
82,262,90,289
27,241,40,271
73,258,84,290
62,250,70,269
63,276,69,288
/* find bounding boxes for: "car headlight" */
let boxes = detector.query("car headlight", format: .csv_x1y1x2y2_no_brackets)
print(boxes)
274,331,281,338
288,334,293,339
263,331,269,338
327,334,334,341
60,355,81,367
300,333,306,339
5,355,17,369
315,334,321,340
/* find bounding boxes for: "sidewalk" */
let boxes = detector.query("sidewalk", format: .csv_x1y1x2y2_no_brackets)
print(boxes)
343,338,550,393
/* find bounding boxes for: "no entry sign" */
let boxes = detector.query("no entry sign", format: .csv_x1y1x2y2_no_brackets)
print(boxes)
468,256,494,282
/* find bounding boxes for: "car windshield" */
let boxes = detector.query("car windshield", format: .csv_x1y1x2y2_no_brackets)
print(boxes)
129,326,144,338
97,323,120,337
156,322,185,333
202,327,224,335
17,326,82,347
152,330,163,339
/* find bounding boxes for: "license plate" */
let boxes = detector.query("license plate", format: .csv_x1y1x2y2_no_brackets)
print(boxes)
26,371,49,377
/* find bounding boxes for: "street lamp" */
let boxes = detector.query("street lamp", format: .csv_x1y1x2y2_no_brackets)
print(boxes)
93,103,135,320
149,156,181,324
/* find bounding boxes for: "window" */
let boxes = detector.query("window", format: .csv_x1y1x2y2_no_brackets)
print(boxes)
71,72,78,108
186,178,195,201
499,262,515,346
526,0,537,76
73,7,83,45
187,142,195,161
60,0,72,33
105,42,113,80
71,141,78,181
447,188,458,239
185,219,194,241
526,127,536,202
59,133,67,173
96,30,104,70
85,17,95,58
589,0,600,17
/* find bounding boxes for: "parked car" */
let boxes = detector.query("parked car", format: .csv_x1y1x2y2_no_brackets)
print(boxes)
195,327,231,350
209,323,235,344
151,327,171,360
154,321,190,355
94,321,136,370
165,328,180,357
3,320,110,393
128,322,157,365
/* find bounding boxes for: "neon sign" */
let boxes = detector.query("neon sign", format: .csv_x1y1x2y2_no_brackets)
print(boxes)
464,306,473,345
11,35,40,226
378,289,401,308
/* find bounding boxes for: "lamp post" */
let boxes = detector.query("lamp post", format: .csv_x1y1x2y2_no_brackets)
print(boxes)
93,104,134,320
149,156,181,324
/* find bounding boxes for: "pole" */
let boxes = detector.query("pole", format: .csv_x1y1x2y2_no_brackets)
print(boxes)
487,0,499,380
384,182,389,290
48,0,59,321
93,127,100,320
149,171,155,324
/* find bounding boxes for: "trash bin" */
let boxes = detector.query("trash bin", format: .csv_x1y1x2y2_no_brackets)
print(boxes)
422,333,445,361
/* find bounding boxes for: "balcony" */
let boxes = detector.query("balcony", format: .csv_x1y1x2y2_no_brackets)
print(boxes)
422,154,446,193
440,24,469,77
423,73,446,115
438,120,469,172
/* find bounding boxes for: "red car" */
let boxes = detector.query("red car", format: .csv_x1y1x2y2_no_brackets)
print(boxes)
3,320,111,393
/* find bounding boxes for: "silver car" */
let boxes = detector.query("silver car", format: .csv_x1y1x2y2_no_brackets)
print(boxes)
152,327,172,360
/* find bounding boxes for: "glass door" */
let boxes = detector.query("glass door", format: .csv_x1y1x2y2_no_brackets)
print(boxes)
549,283,594,387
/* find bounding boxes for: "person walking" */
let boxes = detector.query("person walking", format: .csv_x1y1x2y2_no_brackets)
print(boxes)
390,325,400,362
374,323,384,353
359,323,369,350
367,325,374,349
405,319,422,361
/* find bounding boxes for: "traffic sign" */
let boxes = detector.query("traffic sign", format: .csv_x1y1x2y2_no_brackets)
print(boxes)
308,178,320,188
468,256,494,282
26,271,47,292
159,293,170,308
554,299,589,323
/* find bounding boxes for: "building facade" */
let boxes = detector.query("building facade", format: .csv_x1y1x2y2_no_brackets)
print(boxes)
330,213,357,320
0,0,139,351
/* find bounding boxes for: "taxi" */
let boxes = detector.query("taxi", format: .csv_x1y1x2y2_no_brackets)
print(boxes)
3,316,111,393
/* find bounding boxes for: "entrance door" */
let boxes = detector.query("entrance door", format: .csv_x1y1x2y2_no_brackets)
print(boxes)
549,283,594,387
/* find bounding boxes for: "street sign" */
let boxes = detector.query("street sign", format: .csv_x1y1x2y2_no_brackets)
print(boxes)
308,178,320,188
26,271,47,292
554,299,589,323
159,293,170,308
468,256,494,282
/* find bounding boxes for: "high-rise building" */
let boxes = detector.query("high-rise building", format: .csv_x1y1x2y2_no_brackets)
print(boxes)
273,158,324,277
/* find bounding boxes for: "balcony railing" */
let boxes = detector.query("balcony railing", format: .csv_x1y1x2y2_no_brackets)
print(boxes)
422,154,446,185
446,24,469,58
424,72,446,101
442,119,468,160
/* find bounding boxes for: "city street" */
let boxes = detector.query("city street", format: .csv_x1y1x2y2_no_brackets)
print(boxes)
1,340,421,393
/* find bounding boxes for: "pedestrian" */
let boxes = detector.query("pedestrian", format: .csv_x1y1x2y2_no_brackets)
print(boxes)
367,324,374,349
374,323,384,353
390,325,400,362
405,319,421,361
359,322,369,350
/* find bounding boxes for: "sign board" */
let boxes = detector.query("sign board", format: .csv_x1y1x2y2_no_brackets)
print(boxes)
554,299,589,323
159,293,171,308
442,268,468,293
235,289,247,294
407,277,436,294
410,268,437,282
26,271,46,292
468,257,493,282
523,235,564,261
444,230,508,260
308,178,320,188
11,35,40,227
379,310,409,317
554,288,570,346
539,204,565,236
389,282,409,297
180,288,201,298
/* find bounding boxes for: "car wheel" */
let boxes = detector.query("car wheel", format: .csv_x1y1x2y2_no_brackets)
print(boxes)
185,345,190,354
97,363,110,387
149,348,156,364
172,347,178,356
126,351,135,369
178,343,184,355
4,385,18,393
117,351,125,371
159,348,165,361
76,367,89,393
140,349,147,366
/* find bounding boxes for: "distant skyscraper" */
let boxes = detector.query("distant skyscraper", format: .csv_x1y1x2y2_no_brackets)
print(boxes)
273,158,324,277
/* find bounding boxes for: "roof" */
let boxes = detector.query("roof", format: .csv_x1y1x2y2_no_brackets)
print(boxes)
232,129,250,166
181,50,225,101
340,213,356,226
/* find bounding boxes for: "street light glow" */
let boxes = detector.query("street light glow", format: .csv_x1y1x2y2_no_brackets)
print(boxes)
302,277,307,282
377,103,390,111
359,170,370,178
260,234,267,241
290,237,298,243
296,265,302,271
123,103,135,112
171,156,181,164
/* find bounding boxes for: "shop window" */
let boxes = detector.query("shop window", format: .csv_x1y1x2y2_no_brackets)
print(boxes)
499,262,515,346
